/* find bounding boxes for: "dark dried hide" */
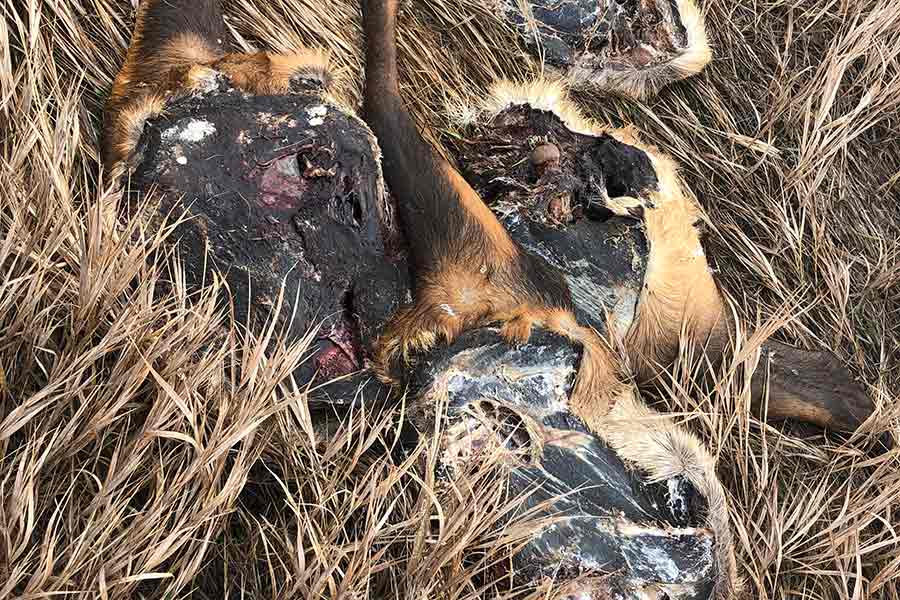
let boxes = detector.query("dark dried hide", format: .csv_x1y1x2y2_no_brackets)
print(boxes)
406,97,740,597
496,0,713,98
414,328,721,600
122,72,410,400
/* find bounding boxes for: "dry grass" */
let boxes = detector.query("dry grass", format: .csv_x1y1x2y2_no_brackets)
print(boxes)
1,0,899,598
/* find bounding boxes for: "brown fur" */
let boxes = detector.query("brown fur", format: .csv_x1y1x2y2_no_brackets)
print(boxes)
450,80,755,597
471,78,878,437
623,153,729,385
747,340,877,433
103,32,218,174
211,50,331,96
102,0,331,176
362,0,630,421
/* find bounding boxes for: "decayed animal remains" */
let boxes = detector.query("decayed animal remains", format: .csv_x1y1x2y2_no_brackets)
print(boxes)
101,0,882,598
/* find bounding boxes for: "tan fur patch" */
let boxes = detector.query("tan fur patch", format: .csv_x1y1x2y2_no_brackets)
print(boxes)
161,32,221,70
765,395,837,428
268,49,332,90
479,78,605,137
109,32,221,106
590,392,743,599
183,64,220,92
565,0,713,99
542,308,630,426
104,30,223,174
625,184,726,382
670,0,714,75
605,195,645,216
106,93,168,174
214,50,331,96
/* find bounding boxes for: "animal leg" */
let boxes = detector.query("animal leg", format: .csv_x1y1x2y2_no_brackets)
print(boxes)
622,155,878,436
361,0,629,421
749,340,879,436
103,0,227,172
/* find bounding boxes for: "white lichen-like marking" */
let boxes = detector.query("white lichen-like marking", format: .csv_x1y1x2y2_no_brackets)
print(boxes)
307,104,328,127
181,119,216,142
667,478,688,514
635,545,682,581
192,70,220,94
176,156,188,165
531,249,640,341
615,521,712,539
162,119,216,143
615,520,715,585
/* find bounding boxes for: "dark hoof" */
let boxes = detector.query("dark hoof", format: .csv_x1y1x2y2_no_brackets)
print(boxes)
753,341,880,436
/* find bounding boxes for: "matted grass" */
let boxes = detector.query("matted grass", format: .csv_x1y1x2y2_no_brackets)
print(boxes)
1,0,898,598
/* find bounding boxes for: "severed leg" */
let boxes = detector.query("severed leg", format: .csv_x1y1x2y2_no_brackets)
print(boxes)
360,0,631,426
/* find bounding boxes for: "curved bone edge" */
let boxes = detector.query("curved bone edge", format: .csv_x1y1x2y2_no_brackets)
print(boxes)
124,72,410,392
413,329,720,595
